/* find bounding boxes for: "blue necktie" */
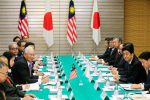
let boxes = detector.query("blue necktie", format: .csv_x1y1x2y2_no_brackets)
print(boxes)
28,63,33,77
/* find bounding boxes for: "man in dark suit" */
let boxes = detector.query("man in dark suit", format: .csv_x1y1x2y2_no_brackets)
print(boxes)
113,43,147,83
3,42,19,68
97,37,113,59
0,61,35,100
109,43,126,74
17,40,26,57
131,51,150,90
12,46,49,84
104,38,122,65
90,38,113,63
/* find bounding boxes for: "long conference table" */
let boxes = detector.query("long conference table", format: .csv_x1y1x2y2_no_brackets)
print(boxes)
26,55,145,100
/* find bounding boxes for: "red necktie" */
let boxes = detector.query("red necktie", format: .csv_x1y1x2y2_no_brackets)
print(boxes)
6,77,13,86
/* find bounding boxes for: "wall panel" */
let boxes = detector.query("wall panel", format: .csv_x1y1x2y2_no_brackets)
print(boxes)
0,0,124,55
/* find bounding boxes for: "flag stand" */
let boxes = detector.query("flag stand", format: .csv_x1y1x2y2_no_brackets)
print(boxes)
78,71,84,86
73,63,84,86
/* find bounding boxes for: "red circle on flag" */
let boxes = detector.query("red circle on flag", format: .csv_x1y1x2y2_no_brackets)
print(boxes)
43,12,53,31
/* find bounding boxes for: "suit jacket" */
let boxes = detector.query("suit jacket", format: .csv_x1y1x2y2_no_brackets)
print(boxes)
0,90,6,100
3,51,13,68
114,57,126,71
97,48,112,59
0,80,25,100
12,57,38,84
119,55,147,84
104,48,118,65
17,51,23,57
144,70,150,90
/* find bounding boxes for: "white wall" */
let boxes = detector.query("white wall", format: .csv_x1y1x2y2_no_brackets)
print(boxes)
0,0,124,55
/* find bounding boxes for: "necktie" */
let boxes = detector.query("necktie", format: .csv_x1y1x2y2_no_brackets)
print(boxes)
147,70,150,82
28,62,33,77
110,48,114,55
6,77,13,86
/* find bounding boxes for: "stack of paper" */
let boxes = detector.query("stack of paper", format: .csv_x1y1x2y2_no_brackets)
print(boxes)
120,84,143,90
25,83,40,91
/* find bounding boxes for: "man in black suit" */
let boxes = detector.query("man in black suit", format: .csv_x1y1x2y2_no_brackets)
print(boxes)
12,46,49,84
17,40,26,57
104,38,122,65
131,52,150,90
0,61,35,100
113,43,147,83
3,42,19,68
109,43,126,74
97,37,113,59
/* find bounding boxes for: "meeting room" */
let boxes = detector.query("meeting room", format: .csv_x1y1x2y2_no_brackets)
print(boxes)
0,0,150,100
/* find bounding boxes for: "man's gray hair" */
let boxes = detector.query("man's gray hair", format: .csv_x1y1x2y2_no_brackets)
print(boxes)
24,46,34,54
8,42,18,50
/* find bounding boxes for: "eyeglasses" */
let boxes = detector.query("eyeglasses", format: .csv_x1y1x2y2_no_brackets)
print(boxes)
0,71,8,76
10,48,18,50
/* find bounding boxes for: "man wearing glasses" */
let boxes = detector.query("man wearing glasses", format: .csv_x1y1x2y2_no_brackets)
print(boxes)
0,61,35,100
3,42,19,68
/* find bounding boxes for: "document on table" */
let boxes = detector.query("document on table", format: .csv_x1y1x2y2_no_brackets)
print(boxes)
100,68,110,72
49,95,68,100
120,84,143,90
43,72,51,76
25,83,40,91
102,86,115,91
131,94,150,100
110,95,124,100
102,73,112,77
44,81,56,85
103,76,115,82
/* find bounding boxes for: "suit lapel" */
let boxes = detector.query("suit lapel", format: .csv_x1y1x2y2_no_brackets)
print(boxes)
23,57,30,77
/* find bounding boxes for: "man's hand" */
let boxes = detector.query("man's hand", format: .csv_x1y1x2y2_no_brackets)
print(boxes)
111,69,118,75
36,72,44,76
108,66,113,70
113,75,120,81
131,84,141,89
22,96,34,100
23,94,35,100
41,76,49,83
89,55,98,61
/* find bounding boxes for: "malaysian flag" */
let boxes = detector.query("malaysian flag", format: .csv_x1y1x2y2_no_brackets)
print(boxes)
67,0,77,46
18,0,29,37
70,64,77,80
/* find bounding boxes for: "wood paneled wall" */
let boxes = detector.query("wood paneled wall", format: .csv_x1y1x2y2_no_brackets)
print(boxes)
124,0,150,55
0,0,124,55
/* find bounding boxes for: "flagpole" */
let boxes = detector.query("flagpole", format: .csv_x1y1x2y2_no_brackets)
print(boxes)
58,0,60,55
90,40,97,55
47,46,51,56
71,46,73,55
93,41,97,55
